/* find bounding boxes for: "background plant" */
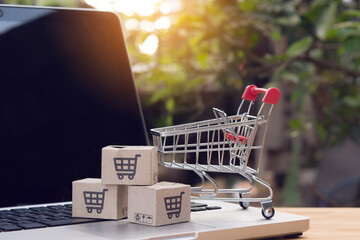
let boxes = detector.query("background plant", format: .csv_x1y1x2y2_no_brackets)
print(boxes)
122,0,360,205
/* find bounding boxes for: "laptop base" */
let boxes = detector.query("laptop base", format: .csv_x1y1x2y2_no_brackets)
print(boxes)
0,201,309,239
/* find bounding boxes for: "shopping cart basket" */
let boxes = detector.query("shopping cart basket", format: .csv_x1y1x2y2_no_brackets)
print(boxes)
114,154,141,180
151,85,280,219
83,188,108,214
164,192,185,219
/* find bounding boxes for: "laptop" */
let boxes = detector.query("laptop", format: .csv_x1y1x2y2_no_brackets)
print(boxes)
0,4,148,207
0,4,309,239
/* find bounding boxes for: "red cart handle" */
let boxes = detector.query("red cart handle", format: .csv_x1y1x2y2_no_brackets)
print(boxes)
241,85,280,105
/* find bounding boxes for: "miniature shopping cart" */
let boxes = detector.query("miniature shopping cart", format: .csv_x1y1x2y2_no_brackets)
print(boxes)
83,189,108,214
114,154,141,180
164,192,185,219
151,85,280,219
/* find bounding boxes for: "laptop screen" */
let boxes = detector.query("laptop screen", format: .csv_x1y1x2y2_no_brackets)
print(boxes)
0,5,148,207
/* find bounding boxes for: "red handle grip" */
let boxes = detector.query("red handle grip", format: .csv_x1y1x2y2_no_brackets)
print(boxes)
241,85,280,105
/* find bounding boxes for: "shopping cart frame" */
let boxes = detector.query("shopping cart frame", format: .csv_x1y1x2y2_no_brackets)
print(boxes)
151,85,280,219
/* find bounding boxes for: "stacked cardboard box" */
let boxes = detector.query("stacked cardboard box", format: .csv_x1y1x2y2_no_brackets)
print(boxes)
72,145,191,226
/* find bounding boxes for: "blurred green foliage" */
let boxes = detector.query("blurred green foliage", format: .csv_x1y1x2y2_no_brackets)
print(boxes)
3,0,360,205
123,0,360,205
125,0,360,144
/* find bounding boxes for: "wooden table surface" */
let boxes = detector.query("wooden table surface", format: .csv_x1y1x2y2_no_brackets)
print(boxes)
277,207,360,239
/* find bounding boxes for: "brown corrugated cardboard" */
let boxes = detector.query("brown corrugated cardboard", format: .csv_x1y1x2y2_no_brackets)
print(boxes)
128,182,191,226
72,178,127,220
101,145,158,185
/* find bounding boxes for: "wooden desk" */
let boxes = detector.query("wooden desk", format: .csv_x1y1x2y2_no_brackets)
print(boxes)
278,208,360,239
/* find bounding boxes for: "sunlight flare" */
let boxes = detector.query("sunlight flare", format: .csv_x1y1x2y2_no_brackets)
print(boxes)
139,34,159,55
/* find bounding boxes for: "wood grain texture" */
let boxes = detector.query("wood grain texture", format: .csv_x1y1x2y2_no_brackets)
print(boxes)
278,208,360,239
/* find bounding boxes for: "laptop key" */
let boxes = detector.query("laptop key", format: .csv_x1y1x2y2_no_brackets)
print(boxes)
17,222,47,230
48,206,67,210
0,221,13,225
40,219,83,227
0,223,23,231
15,217,35,222
3,216,19,222
32,215,51,219
10,208,28,214
29,207,48,212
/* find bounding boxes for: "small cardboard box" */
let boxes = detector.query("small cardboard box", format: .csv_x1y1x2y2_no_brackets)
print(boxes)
101,145,158,185
72,178,127,220
128,182,191,226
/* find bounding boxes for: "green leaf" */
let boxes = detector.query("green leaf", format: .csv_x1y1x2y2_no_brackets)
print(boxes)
188,34,204,49
310,0,329,8
316,124,327,143
344,37,360,54
277,15,301,26
149,88,169,104
289,119,303,131
309,48,323,59
270,30,282,42
166,114,173,126
280,72,300,83
286,37,313,57
236,50,245,59
328,22,360,40
165,98,176,112
341,9,360,19
315,2,337,40
343,96,360,107
238,0,259,13
196,52,209,69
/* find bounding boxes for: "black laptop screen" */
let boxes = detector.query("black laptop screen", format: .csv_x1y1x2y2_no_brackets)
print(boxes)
0,6,148,207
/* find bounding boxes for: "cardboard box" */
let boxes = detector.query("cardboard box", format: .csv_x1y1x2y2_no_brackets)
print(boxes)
101,145,158,185
128,182,191,226
72,178,127,220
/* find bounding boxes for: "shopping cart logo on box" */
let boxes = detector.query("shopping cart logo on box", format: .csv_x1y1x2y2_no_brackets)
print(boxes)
113,154,141,180
151,85,280,219
83,189,108,214
164,191,185,219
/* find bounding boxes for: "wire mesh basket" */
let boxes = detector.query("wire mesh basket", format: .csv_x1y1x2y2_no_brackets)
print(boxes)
151,85,280,219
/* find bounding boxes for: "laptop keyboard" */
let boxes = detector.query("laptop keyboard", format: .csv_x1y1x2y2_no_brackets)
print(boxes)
0,202,222,232
0,204,104,232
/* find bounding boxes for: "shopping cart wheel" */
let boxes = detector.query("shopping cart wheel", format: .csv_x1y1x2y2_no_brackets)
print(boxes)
87,208,93,213
176,213,180,218
117,174,124,180
238,193,250,209
261,207,275,219
167,213,172,219
128,175,134,180
97,209,102,214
